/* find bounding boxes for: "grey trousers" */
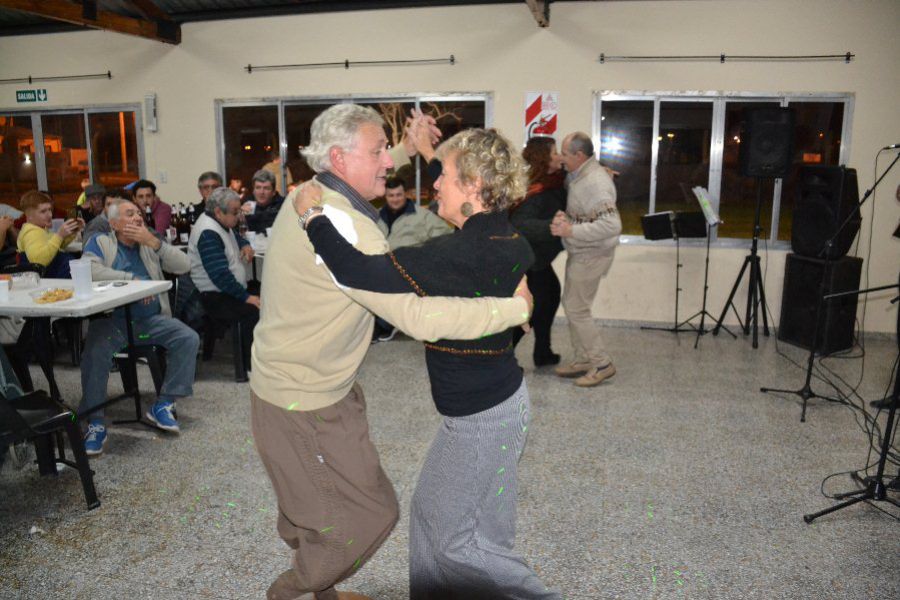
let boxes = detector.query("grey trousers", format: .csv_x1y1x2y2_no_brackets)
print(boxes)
409,381,561,600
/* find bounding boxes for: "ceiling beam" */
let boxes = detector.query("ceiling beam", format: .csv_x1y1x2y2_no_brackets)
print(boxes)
525,0,549,27
126,0,172,23
0,0,180,44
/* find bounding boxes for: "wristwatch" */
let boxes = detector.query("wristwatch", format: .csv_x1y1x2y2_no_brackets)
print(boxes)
298,206,324,230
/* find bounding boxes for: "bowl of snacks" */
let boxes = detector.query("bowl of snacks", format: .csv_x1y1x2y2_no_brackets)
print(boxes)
30,287,75,304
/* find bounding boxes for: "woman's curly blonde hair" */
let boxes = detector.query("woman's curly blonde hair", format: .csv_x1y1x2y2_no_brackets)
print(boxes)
435,128,527,212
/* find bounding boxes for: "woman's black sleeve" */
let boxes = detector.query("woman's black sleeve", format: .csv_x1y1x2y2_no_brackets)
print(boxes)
305,216,413,294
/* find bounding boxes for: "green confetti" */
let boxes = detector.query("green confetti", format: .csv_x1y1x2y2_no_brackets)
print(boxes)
497,486,505,496
287,402,299,411
646,503,654,519
227,502,236,508
512,263,520,272
475,291,482,297
353,558,361,570
346,539,354,546
501,445,507,450
497,467,505,474
138,333,151,340
315,414,324,422
493,277,499,285
320,526,334,533
522,425,528,432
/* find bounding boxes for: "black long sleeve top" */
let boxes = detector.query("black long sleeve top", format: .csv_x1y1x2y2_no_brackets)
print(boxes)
306,210,534,416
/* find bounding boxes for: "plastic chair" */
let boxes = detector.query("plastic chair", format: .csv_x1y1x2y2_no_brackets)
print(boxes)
0,347,99,510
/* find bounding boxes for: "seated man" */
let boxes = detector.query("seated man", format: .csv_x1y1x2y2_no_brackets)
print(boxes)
377,176,451,249
82,188,127,243
132,179,172,235
16,190,83,277
78,183,106,224
241,169,284,233
188,186,258,378
79,199,200,455
372,177,452,342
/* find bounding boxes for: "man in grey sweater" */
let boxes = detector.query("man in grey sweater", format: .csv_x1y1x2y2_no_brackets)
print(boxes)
551,131,622,387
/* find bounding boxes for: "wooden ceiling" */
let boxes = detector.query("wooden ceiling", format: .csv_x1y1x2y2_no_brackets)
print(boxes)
0,0,568,44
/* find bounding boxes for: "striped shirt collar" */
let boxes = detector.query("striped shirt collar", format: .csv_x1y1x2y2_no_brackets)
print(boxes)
315,171,379,223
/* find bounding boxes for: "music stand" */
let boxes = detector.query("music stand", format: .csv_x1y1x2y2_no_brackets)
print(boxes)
640,211,712,336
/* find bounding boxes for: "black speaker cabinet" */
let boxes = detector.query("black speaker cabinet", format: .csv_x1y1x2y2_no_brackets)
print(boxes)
791,165,860,260
778,253,862,354
739,107,795,178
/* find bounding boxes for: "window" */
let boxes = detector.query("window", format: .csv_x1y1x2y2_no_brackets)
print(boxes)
0,107,143,211
595,93,852,242
0,115,37,207
218,95,489,204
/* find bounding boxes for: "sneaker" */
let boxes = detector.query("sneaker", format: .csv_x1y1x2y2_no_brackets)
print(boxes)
554,361,593,378
84,421,107,456
574,363,616,387
377,327,398,343
146,400,180,433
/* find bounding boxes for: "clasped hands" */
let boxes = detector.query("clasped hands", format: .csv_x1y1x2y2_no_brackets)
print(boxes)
549,210,573,238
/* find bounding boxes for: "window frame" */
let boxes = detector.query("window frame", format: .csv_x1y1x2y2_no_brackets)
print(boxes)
593,91,854,248
1,103,146,193
215,93,493,202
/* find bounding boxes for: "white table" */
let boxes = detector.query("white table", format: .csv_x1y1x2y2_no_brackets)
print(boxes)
0,279,171,418
0,279,171,318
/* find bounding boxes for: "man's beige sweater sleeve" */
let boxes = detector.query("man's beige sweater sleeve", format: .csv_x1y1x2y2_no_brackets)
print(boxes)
342,287,529,342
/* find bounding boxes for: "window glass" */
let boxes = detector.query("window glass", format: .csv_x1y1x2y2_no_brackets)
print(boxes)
778,102,845,241
417,100,486,204
655,101,713,217
284,103,331,189
598,100,653,235
222,105,280,196
717,101,780,239
87,111,139,190
0,114,37,208
41,113,89,210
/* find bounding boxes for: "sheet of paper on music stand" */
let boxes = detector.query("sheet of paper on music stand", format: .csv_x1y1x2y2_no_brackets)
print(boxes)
692,186,722,226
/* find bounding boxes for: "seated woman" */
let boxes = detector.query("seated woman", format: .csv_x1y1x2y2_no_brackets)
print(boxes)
295,128,561,600
509,136,567,366
16,190,83,278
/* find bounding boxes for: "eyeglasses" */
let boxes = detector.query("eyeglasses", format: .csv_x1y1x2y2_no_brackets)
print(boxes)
198,183,218,190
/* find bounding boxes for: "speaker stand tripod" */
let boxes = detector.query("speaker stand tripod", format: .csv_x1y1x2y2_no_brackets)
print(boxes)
713,179,770,348
803,278,900,523
761,153,900,421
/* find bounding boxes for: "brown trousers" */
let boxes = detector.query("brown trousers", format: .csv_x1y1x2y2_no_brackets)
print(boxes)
251,385,399,599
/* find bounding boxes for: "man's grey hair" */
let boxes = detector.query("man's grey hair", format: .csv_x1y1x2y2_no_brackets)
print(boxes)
197,171,223,186
205,186,241,216
106,198,133,221
566,132,594,158
302,104,385,173
251,169,276,187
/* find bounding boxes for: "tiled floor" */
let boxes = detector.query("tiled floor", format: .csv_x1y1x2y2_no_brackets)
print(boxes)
1,324,898,599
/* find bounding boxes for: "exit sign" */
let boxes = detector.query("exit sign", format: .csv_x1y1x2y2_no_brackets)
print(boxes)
16,89,48,103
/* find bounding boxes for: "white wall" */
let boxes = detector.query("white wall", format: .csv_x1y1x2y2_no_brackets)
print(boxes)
1,0,897,332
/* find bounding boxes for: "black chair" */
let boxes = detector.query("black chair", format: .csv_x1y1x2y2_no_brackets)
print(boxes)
114,345,166,397
0,350,100,510
202,315,249,383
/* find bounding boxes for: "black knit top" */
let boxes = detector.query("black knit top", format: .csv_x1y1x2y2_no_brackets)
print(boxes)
305,210,534,416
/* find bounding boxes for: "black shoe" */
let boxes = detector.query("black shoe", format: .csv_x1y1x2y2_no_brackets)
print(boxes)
534,352,561,367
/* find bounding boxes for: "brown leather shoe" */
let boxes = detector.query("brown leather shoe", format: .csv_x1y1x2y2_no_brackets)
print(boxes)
554,361,593,378
574,363,616,387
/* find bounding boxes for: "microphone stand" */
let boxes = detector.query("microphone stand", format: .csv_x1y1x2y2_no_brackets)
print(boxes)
802,278,900,523
760,152,900,421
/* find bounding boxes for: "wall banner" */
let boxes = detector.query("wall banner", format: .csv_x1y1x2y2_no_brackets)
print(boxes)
525,91,558,139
